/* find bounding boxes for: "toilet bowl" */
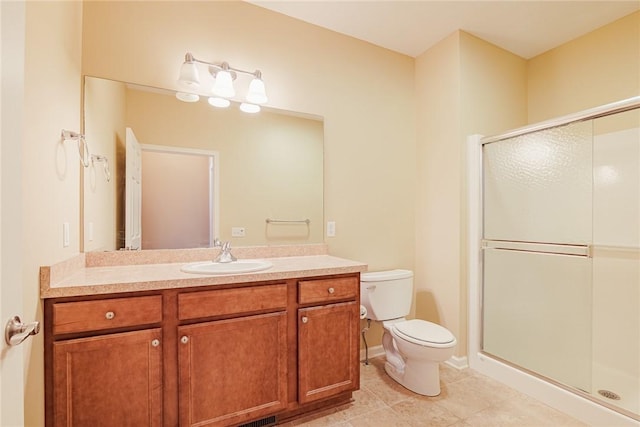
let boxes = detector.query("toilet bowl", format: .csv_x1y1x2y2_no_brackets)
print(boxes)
360,270,456,396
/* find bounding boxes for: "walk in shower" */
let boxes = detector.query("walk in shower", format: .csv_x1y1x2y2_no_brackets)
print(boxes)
468,97,639,426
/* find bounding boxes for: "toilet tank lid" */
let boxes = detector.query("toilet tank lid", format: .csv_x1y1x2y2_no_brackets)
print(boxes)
361,269,413,282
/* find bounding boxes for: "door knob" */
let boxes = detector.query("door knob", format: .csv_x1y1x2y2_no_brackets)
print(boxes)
5,316,40,346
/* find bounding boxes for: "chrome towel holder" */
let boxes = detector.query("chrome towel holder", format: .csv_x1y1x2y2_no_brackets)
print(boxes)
61,129,90,167
265,218,310,225
61,129,111,182
91,154,111,182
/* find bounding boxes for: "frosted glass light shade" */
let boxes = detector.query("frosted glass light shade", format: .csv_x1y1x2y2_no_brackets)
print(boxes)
240,103,260,113
176,92,200,103
178,62,200,88
208,97,230,108
246,78,268,104
212,70,235,98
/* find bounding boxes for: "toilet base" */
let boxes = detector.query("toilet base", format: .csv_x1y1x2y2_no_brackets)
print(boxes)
384,358,442,396
380,325,447,397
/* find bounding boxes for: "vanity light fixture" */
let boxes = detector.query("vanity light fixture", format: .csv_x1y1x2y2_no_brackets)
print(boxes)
246,70,267,104
177,52,268,112
177,52,200,88
211,64,235,98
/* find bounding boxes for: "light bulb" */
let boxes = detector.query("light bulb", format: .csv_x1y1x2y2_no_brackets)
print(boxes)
212,70,235,98
208,97,231,108
240,103,260,113
246,77,268,104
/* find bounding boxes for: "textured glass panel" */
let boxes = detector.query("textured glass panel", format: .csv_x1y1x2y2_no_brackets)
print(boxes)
593,110,640,247
483,121,592,244
592,253,640,415
592,109,640,416
483,249,592,392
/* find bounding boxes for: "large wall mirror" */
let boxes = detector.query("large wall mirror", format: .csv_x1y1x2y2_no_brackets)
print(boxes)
82,76,324,252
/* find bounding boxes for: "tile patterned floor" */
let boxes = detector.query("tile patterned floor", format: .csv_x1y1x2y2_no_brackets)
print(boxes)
281,356,588,426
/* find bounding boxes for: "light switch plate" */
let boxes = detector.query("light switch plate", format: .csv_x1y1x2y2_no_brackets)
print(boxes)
326,221,336,237
231,227,246,237
63,222,70,247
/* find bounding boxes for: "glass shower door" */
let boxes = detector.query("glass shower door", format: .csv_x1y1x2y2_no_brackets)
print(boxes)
481,108,640,419
591,109,640,415
482,121,594,393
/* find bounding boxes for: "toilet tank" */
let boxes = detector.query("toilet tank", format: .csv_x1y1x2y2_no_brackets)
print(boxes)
360,269,413,321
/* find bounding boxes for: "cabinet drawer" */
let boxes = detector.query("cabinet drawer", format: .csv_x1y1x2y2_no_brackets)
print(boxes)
178,283,287,320
52,295,162,335
298,276,358,305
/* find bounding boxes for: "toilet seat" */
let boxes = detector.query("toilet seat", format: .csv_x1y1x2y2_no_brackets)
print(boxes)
392,319,456,348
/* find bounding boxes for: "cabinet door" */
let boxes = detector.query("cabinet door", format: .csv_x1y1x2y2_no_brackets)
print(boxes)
178,312,287,427
298,301,359,404
53,328,162,427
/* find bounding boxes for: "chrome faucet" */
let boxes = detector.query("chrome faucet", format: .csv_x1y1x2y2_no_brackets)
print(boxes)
213,239,237,263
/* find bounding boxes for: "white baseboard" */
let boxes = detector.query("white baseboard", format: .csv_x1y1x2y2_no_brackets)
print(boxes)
445,355,469,370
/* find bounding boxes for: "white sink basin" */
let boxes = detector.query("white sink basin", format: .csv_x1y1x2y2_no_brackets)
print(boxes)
181,259,273,275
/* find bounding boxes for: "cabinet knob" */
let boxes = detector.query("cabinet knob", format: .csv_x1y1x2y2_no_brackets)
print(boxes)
105,311,115,320
151,339,160,347
301,316,308,324
328,287,335,294
180,336,189,344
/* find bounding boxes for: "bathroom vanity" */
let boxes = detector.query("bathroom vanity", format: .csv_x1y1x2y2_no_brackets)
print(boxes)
40,248,366,427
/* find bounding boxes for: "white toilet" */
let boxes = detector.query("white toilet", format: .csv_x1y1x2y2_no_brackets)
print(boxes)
360,269,456,396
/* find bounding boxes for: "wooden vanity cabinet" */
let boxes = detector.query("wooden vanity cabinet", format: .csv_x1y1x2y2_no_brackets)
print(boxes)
297,277,360,404
46,295,163,427
45,273,360,427
176,284,288,427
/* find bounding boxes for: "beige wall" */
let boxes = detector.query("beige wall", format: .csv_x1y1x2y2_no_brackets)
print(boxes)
415,31,528,357
23,2,83,426
414,32,464,352
81,1,417,269
528,11,639,122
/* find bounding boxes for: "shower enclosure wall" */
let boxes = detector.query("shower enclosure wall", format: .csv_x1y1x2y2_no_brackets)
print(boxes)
468,97,639,426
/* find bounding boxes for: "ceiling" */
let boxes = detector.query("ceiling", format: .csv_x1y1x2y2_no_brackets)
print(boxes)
247,1,639,58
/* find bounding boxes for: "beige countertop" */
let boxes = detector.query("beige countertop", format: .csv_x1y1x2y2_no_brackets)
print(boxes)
41,247,367,299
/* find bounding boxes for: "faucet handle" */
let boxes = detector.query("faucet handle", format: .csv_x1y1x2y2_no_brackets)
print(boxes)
213,238,222,247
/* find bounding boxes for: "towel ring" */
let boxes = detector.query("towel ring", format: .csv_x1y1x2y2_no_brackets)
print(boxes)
91,154,111,182
61,129,90,167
